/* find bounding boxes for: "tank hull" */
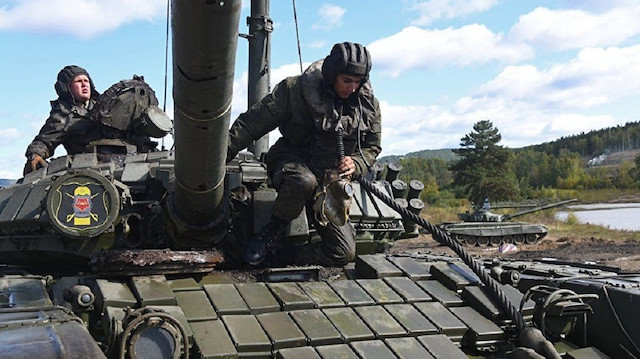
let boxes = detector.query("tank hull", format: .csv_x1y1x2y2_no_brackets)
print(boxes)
3,252,638,359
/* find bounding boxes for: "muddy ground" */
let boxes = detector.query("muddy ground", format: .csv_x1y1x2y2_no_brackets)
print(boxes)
390,233,640,273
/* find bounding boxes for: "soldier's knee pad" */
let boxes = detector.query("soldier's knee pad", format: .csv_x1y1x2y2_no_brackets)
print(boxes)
295,171,317,193
276,163,317,194
331,241,356,265
333,248,356,266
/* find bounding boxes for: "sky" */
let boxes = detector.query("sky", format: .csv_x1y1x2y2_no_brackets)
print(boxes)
1,0,639,179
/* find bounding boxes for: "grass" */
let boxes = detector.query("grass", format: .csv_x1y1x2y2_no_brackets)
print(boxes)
572,188,640,203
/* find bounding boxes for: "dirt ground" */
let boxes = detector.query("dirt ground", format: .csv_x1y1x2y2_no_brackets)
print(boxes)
390,233,640,273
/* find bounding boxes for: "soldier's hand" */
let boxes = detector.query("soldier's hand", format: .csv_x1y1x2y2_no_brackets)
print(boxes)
338,156,355,177
24,154,48,175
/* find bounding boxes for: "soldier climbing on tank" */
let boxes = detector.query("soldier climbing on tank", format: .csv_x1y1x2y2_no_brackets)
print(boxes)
24,65,172,175
227,42,382,267
24,65,101,174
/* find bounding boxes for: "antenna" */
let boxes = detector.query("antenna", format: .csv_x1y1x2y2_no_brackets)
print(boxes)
292,0,303,74
162,0,171,150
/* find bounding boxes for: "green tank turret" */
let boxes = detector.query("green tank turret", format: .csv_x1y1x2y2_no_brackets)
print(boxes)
1,1,638,358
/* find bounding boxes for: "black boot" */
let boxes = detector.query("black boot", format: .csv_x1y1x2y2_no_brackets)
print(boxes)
243,218,288,266
264,245,299,267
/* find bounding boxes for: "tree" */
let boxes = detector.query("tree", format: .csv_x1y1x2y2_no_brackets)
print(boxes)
614,160,635,189
630,154,640,187
450,120,519,203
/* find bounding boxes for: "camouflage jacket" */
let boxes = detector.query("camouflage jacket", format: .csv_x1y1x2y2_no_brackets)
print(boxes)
25,99,102,159
228,60,382,178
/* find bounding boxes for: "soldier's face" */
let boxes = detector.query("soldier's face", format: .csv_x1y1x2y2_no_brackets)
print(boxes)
70,75,91,103
333,74,363,99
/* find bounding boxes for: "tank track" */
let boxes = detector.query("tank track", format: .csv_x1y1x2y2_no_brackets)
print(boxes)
452,232,547,247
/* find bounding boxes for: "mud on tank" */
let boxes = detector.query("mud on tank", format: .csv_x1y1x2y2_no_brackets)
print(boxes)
0,1,638,359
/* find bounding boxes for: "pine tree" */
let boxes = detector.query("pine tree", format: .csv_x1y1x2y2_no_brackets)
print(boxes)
450,120,519,204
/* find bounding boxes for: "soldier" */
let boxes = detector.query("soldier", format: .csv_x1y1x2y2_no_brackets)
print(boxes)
24,65,102,174
25,67,169,175
227,42,382,266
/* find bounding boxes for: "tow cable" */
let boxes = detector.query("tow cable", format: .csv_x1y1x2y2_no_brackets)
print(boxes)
357,177,561,359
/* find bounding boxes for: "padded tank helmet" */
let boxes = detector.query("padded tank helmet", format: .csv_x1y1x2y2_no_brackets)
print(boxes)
54,65,100,104
321,42,372,85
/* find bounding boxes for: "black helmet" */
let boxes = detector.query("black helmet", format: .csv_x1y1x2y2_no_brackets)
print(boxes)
54,65,99,103
321,42,372,84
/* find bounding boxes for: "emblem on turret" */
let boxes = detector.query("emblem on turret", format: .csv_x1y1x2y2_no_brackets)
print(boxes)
66,185,99,225
46,170,120,238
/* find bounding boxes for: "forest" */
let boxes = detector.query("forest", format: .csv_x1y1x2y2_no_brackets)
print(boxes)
381,121,640,205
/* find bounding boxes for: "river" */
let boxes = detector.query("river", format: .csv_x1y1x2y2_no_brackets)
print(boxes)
555,203,640,231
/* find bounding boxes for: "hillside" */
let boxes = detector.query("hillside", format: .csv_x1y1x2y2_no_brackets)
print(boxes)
380,121,640,165
526,121,640,157
380,148,640,167
0,179,15,188
590,149,640,166
379,148,458,163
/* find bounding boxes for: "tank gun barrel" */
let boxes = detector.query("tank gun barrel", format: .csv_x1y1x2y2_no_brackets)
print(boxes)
171,0,242,228
503,198,577,220
491,203,537,209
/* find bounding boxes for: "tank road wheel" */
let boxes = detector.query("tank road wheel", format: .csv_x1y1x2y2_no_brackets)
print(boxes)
469,236,480,246
514,234,525,244
477,236,490,246
503,235,514,244
525,233,537,244
489,236,502,246
456,235,469,246
451,233,463,245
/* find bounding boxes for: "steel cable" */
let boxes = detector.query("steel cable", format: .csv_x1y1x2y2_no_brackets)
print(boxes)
357,176,528,332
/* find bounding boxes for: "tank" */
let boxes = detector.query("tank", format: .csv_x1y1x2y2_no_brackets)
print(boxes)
1,1,639,358
439,198,578,246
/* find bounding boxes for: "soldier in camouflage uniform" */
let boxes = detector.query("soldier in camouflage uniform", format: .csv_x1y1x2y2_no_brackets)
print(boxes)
227,42,382,266
24,65,102,174
25,67,167,175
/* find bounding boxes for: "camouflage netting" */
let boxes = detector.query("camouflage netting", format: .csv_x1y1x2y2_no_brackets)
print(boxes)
90,75,172,138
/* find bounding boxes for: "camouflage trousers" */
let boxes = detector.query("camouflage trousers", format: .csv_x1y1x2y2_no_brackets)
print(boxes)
270,158,356,267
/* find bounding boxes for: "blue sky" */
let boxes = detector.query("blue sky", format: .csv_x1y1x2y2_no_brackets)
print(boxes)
1,0,639,178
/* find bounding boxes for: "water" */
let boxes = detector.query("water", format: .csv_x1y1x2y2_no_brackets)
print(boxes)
555,203,640,231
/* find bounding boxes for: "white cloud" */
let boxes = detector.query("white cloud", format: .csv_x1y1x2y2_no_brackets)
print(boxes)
380,93,626,155
309,40,327,49
509,5,640,51
231,62,308,114
380,101,463,154
0,150,26,179
231,71,249,118
312,4,346,31
477,45,640,109
0,0,165,39
0,128,19,139
368,25,533,77
409,0,499,26
271,63,309,85
0,169,21,180
448,95,622,148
